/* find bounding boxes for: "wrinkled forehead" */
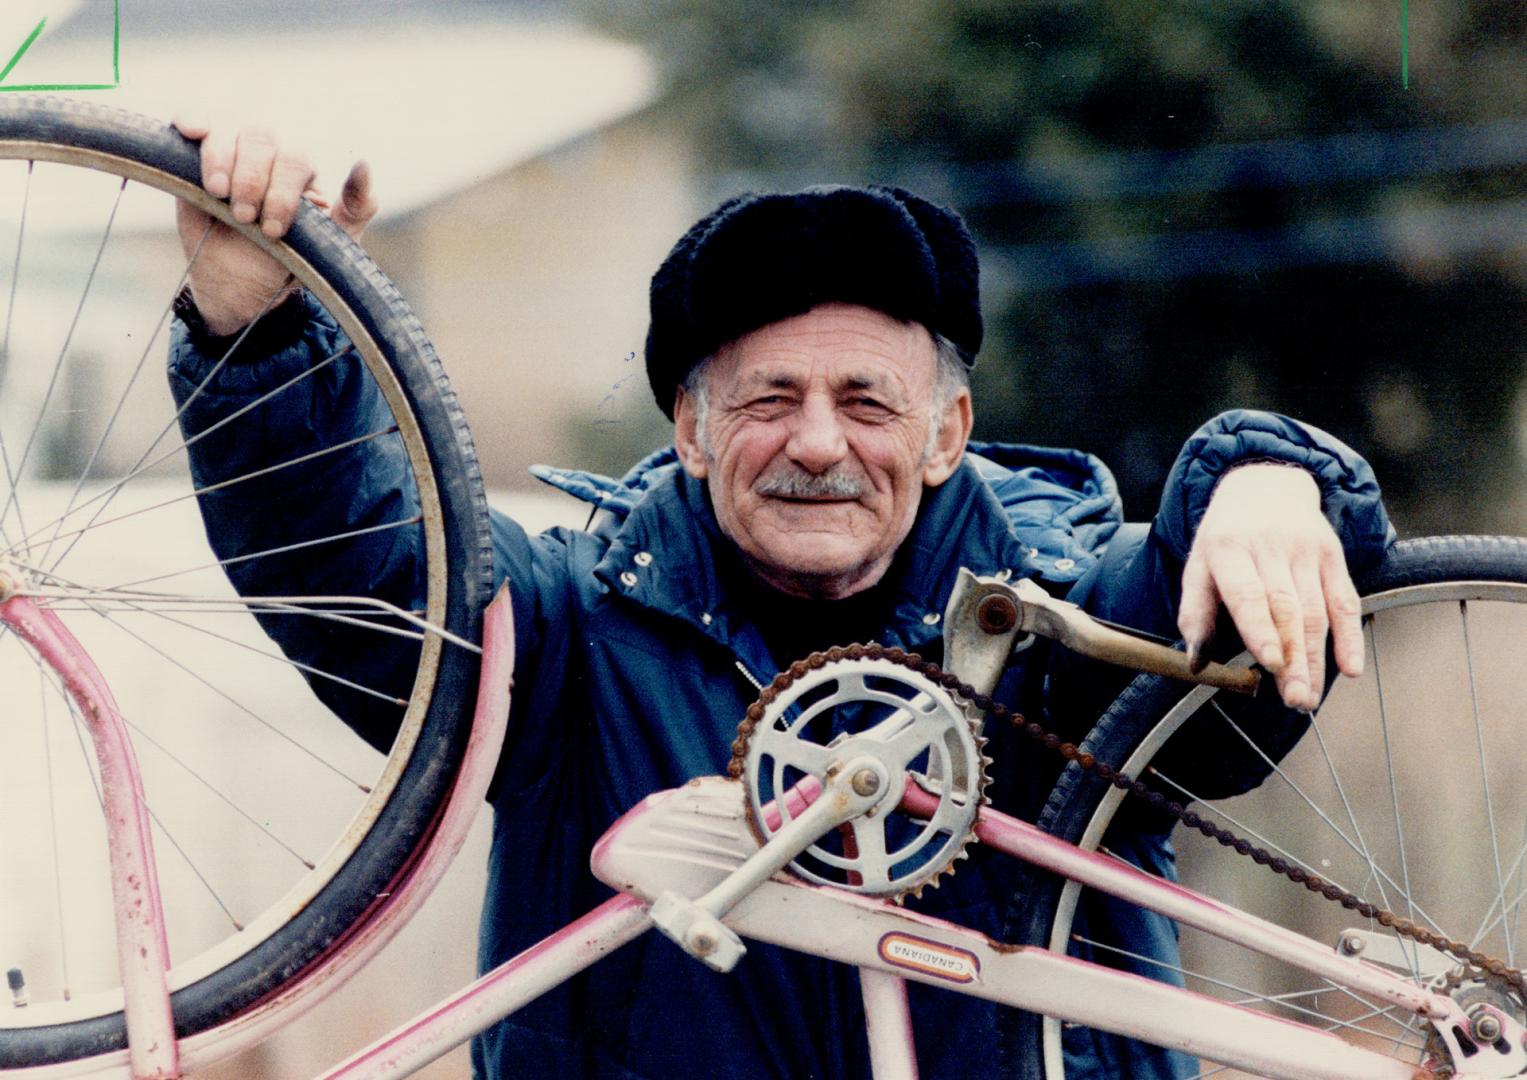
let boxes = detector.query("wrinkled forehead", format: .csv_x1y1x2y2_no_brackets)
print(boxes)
725,364,911,398
710,304,939,396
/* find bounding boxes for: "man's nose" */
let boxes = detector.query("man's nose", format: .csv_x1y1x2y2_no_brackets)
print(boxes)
786,395,848,473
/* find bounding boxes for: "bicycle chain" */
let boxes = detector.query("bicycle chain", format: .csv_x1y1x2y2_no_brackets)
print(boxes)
728,641,1527,999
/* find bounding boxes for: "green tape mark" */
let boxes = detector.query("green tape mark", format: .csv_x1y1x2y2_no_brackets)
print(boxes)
0,17,47,86
0,2,121,92
0,83,116,91
1398,0,1410,90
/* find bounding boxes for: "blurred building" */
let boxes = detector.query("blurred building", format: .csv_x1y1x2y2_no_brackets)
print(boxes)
26,0,692,489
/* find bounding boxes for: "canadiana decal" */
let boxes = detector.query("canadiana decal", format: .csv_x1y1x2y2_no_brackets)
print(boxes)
877,932,981,984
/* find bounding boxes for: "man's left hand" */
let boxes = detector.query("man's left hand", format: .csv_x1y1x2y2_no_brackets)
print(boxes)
1177,463,1364,710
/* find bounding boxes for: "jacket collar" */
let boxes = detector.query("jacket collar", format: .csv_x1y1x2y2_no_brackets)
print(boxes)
533,444,1122,658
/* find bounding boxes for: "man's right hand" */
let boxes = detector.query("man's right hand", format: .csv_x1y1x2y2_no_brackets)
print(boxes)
171,116,379,336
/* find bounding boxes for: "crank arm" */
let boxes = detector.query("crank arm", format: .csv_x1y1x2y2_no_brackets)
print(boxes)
649,755,890,972
946,570,1260,696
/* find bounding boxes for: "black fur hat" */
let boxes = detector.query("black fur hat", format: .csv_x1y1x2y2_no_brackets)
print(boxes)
645,185,982,419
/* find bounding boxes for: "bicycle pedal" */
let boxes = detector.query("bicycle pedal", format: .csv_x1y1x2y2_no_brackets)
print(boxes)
650,891,747,973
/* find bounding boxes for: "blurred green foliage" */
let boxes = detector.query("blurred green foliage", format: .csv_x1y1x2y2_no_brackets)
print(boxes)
579,1,1525,531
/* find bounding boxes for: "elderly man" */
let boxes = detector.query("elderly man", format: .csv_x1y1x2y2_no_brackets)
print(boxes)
167,120,1390,1078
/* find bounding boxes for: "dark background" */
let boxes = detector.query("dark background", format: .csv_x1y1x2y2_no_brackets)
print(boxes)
578,1,1526,533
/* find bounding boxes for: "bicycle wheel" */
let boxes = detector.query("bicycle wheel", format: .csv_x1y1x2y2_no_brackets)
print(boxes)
1011,535,1527,1079
0,97,493,1067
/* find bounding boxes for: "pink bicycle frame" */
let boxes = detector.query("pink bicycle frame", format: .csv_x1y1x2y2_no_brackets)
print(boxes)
322,772,1480,1080
15,574,1508,1079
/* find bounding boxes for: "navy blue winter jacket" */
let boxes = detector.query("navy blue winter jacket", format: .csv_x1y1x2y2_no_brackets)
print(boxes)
168,295,1393,1079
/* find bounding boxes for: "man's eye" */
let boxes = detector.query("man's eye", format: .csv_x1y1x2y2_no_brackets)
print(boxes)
743,395,792,414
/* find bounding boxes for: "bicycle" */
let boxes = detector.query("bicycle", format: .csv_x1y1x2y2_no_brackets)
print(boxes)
0,94,495,1074
2,95,1526,1079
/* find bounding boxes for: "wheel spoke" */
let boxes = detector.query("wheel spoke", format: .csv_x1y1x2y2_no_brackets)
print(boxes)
1460,599,1514,964
1466,844,1527,948
33,219,213,572
1369,616,1424,980
0,176,125,543
107,514,425,592
135,776,245,934
106,597,410,707
121,275,297,467
43,646,248,938
24,421,400,561
1,275,301,572
1154,705,1441,940
1147,765,1445,943
1071,933,1428,1051
0,159,35,549
124,717,316,870
1306,707,1401,917
19,569,476,654
1,337,353,563
69,596,371,788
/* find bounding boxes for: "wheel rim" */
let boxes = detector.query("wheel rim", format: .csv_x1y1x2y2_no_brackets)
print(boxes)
1041,577,1527,1078
0,105,481,1062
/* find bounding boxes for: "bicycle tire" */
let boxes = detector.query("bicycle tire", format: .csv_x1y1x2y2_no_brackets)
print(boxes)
1009,535,1527,1079
0,96,493,1067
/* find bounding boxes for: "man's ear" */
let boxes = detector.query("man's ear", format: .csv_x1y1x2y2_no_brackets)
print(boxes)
673,387,709,479
922,388,972,486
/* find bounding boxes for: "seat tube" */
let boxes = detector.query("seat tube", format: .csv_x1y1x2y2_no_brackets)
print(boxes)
860,968,918,1079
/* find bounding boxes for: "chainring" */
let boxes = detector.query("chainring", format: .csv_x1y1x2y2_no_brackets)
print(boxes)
730,649,990,900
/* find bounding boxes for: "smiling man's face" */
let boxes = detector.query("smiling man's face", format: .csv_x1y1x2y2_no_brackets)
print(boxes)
673,303,971,600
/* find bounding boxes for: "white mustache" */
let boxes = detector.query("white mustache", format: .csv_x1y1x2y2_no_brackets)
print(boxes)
755,470,865,499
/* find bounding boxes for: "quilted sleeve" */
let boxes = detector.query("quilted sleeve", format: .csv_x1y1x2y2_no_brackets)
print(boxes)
1154,409,1395,578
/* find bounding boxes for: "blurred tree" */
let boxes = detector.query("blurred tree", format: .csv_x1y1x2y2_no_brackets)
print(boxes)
579,0,1526,531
